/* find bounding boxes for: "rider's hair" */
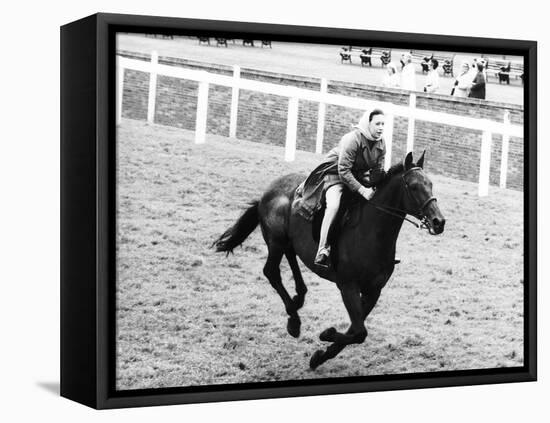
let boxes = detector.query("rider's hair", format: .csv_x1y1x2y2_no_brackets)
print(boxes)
369,109,385,122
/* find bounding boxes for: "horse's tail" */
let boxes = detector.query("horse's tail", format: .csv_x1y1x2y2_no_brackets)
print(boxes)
212,201,259,255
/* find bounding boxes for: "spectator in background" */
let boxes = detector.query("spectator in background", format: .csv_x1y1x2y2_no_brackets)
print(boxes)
468,58,479,83
401,53,416,90
468,61,487,100
479,58,488,79
382,62,400,88
452,61,471,97
423,59,440,94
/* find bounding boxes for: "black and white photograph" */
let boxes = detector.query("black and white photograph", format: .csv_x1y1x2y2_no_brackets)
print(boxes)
115,30,526,390
3,0,548,420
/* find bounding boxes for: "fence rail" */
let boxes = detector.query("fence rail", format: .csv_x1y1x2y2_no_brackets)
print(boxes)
117,53,523,196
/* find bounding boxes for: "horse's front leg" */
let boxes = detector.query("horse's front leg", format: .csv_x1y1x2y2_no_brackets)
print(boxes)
310,286,382,370
360,286,382,320
310,282,366,369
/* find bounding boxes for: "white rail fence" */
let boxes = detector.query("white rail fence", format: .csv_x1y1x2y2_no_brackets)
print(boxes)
117,53,523,196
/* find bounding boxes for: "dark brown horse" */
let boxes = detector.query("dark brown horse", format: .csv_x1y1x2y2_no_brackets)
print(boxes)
213,152,445,369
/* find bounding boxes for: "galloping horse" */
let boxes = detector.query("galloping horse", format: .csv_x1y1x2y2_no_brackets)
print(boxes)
213,152,445,369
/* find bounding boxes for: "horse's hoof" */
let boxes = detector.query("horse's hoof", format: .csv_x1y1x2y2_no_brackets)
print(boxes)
319,327,337,342
309,350,324,370
287,315,301,338
292,294,305,309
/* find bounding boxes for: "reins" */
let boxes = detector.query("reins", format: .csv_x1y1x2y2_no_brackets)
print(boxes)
367,201,427,229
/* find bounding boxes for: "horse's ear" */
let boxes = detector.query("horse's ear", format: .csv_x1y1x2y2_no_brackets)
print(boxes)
417,150,426,169
404,152,414,170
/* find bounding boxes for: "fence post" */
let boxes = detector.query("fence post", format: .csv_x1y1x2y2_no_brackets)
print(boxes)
195,79,209,144
147,51,158,124
315,78,328,154
229,65,240,138
406,93,416,152
384,113,394,170
478,130,492,196
117,56,123,126
285,97,299,161
500,111,511,189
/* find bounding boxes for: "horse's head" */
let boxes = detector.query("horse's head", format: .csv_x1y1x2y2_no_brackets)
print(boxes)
400,151,445,235
375,151,445,235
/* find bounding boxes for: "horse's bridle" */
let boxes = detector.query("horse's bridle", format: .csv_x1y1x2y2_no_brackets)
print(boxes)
401,167,437,220
368,167,437,231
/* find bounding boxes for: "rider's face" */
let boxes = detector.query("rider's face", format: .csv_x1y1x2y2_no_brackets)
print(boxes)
368,114,385,140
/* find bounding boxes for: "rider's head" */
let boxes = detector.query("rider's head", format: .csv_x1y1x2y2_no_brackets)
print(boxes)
368,109,385,140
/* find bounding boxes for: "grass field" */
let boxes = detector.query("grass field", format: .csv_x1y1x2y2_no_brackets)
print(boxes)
117,33,524,106
116,119,524,390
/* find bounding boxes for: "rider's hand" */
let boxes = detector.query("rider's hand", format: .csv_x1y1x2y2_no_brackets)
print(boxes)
358,186,374,201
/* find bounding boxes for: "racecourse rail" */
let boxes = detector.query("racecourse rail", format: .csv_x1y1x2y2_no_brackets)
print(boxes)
117,52,523,196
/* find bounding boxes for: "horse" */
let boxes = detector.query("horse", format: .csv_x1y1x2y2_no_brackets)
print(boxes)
212,151,445,369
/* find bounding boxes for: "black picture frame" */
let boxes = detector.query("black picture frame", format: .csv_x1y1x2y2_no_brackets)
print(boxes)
60,12,537,409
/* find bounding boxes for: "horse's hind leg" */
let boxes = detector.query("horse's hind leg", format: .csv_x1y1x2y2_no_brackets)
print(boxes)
263,245,302,338
285,248,307,310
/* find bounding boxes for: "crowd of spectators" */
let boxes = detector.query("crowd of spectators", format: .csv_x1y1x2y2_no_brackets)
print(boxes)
380,53,487,100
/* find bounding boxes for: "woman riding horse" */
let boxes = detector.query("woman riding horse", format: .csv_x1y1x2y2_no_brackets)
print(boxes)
213,111,446,369
299,109,388,268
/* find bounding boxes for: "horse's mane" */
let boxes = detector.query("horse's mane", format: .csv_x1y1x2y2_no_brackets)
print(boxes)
374,162,405,190
386,162,405,180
